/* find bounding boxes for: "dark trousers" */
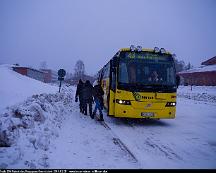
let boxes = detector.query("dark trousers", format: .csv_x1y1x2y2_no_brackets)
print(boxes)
83,100,92,116
79,102,84,113
79,97,84,113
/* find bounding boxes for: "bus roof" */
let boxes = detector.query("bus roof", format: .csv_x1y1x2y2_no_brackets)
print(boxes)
119,48,172,55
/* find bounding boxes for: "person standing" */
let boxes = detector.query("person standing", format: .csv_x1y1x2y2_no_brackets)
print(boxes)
176,75,180,88
148,70,163,82
82,80,94,116
92,80,104,121
75,79,84,113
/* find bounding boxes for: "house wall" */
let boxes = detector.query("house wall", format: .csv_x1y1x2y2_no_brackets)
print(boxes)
179,71,216,86
27,69,44,82
40,69,58,83
13,67,45,82
13,67,28,75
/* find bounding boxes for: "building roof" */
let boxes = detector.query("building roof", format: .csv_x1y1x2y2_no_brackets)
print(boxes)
201,56,216,65
178,64,216,74
12,66,44,73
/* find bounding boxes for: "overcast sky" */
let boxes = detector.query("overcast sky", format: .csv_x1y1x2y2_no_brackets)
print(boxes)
0,0,215,75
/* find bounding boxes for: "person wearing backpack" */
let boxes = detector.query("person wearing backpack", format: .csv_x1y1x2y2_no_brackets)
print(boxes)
92,80,104,121
82,80,94,116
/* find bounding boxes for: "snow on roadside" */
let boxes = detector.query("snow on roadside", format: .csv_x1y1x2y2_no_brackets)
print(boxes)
0,86,74,168
177,85,216,104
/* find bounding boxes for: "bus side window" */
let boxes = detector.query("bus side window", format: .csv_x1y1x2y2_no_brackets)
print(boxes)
119,62,128,83
111,70,116,91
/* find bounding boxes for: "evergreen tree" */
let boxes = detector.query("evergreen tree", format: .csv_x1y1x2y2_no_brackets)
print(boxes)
40,61,47,69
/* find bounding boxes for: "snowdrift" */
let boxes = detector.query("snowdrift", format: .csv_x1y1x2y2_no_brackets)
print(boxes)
0,88,74,168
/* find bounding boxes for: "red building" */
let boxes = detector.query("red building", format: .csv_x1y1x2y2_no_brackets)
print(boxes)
40,69,58,83
178,56,216,86
13,66,45,82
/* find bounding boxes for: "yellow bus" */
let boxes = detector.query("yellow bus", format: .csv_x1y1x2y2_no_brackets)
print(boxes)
97,45,177,119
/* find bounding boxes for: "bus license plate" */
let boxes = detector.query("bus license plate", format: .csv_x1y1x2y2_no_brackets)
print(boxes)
141,112,154,117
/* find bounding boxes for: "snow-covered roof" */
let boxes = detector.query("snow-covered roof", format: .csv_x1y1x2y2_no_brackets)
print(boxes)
12,65,45,73
179,64,216,74
201,56,216,65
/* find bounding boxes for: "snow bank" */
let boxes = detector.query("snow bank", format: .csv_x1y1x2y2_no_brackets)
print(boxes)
0,64,74,168
0,64,58,111
0,86,74,168
177,85,216,104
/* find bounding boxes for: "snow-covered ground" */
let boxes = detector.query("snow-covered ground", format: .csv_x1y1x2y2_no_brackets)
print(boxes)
177,85,216,104
0,64,58,111
0,65,216,169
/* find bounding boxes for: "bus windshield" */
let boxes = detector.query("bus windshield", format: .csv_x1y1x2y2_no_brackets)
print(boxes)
118,52,176,92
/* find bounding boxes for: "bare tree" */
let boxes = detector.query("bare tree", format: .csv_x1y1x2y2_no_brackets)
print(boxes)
174,58,186,72
74,60,85,79
40,61,47,70
185,62,193,70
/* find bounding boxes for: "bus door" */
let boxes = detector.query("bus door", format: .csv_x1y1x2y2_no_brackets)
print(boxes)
108,59,117,116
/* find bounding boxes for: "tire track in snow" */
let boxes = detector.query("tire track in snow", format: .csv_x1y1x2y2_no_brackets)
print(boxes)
94,116,140,166
124,119,183,161
144,137,182,160
97,118,152,168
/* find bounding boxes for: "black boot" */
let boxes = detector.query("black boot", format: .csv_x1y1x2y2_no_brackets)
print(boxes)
98,114,104,121
91,112,95,119
90,114,94,119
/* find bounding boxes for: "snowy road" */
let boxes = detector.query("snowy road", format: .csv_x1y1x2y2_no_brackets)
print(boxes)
47,103,139,169
103,97,216,168
47,93,216,169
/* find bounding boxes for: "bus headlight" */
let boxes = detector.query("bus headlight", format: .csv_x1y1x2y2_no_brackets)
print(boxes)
154,47,160,53
165,102,176,107
160,48,166,54
137,46,142,52
116,99,131,105
130,45,136,51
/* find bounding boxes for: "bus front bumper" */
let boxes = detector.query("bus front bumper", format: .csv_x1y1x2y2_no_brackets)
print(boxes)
114,104,176,119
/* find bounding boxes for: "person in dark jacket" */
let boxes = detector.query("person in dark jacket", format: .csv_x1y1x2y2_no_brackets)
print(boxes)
176,75,180,88
92,80,104,121
75,79,84,113
82,80,94,116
